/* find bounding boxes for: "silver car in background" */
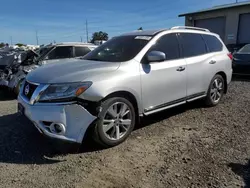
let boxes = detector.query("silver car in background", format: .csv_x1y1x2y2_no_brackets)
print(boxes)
37,42,97,65
18,26,232,147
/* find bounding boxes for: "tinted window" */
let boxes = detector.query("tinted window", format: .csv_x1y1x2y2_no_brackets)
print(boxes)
83,35,150,62
75,46,91,57
48,46,73,59
238,44,250,53
149,33,180,60
179,33,207,58
202,34,223,52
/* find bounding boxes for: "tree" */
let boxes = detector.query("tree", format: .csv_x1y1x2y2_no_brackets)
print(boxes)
15,43,26,47
90,31,108,43
0,42,5,48
138,27,143,31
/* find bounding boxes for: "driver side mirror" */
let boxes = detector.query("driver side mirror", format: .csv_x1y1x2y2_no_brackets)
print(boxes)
146,51,166,63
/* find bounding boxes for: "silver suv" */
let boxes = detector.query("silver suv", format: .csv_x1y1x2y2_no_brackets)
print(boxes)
18,26,233,147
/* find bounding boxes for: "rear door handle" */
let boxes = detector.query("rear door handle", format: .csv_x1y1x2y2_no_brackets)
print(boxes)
176,67,185,72
209,60,216,64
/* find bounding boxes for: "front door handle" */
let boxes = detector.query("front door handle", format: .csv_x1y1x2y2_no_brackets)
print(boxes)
176,67,185,72
209,60,216,64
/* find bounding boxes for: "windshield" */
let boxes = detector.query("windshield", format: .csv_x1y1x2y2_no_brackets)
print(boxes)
82,35,151,62
36,46,54,61
238,44,250,53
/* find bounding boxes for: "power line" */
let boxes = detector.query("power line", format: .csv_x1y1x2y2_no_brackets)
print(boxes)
36,30,39,45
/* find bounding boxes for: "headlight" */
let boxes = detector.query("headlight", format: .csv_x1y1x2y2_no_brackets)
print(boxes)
38,82,92,102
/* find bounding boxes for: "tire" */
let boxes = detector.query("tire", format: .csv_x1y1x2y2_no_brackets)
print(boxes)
205,74,225,107
93,97,136,147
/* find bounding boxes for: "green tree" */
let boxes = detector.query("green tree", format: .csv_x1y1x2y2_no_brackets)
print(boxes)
90,31,108,43
15,43,26,47
138,27,143,31
0,42,5,48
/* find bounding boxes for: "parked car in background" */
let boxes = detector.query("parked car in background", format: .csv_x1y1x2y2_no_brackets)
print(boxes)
0,42,97,95
232,44,250,75
18,26,232,147
0,48,25,70
37,42,97,65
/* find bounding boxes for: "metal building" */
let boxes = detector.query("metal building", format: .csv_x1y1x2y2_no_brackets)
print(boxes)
179,1,250,50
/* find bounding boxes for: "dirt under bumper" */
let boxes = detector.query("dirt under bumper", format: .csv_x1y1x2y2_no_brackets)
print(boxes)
18,95,97,143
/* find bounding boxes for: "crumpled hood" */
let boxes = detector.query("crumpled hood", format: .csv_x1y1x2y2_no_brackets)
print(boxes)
26,59,120,84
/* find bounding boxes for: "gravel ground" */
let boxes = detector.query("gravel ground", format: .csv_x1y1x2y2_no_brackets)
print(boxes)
0,78,250,188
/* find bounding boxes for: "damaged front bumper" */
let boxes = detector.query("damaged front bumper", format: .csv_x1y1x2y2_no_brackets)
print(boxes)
18,95,97,143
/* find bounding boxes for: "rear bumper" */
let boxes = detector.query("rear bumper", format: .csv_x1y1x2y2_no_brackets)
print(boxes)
18,95,97,143
227,68,233,84
232,62,250,75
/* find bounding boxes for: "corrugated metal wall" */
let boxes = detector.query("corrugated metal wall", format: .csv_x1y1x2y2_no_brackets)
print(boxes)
194,17,226,41
237,13,250,44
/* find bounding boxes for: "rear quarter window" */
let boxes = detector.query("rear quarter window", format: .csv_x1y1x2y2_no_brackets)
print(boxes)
202,34,223,52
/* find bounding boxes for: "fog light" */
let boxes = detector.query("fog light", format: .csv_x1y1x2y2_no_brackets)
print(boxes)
50,123,66,135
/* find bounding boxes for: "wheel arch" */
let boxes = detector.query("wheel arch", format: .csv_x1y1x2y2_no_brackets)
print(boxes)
83,90,141,145
102,90,141,118
216,71,228,94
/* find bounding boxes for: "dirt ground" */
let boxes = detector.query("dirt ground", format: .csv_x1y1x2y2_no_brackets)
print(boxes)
0,78,250,188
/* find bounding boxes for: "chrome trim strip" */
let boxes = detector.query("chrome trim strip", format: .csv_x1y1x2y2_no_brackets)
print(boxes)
186,95,206,102
30,84,49,105
35,101,76,106
26,80,40,86
144,101,186,116
144,92,206,115
20,94,30,104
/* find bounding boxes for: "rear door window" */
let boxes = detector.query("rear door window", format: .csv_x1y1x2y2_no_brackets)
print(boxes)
179,33,207,58
202,34,223,52
74,46,91,57
47,46,73,59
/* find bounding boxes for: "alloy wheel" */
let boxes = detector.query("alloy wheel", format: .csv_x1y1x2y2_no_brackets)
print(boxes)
102,102,132,140
210,78,223,103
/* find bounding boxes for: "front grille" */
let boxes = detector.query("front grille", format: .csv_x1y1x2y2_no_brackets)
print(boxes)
22,81,38,100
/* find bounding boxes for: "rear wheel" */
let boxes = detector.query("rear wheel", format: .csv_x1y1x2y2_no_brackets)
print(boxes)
205,74,225,107
93,97,136,147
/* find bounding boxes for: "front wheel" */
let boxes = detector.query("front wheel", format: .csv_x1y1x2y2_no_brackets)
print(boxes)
93,97,136,147
205,74,225,107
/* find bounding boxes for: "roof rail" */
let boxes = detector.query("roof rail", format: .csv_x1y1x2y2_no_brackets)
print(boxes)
171,26,210,32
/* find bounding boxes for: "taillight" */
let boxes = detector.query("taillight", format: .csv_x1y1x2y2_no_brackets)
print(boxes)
227,53,233,60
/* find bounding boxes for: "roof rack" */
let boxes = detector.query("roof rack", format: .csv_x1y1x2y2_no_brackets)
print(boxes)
171,26,210,32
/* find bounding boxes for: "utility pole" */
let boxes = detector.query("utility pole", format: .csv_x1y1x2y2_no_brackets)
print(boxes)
36,30,39,45
10,36,12,45
80,36,83,42
86,20,89,42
